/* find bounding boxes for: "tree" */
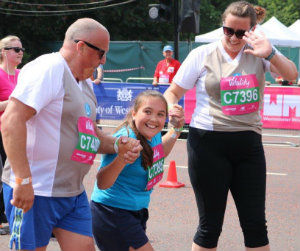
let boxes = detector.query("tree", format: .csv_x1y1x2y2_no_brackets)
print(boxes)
258,0,300,26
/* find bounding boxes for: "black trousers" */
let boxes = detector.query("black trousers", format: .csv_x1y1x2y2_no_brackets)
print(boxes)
187,127,269,248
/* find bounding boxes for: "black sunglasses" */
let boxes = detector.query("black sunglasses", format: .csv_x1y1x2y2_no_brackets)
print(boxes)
4,47,25,53
223,26,250,39
74,40,105,59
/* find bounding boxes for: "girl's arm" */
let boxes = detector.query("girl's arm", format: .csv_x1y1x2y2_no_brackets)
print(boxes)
162,127,183,157
162,104,185,157
96,137,140,189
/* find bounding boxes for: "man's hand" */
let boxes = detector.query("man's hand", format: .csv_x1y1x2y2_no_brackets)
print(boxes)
11,184,34,213
118,136,143,164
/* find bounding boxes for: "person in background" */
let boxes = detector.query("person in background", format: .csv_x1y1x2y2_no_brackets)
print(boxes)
275,76,293,86
163,1,298,251
91,90,184,251
152,45,181,86
92,64,104,85
1,18,142,251
0,35,24,235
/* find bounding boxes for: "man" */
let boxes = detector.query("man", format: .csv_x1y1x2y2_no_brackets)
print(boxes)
1,18,141,251
152,45,181,86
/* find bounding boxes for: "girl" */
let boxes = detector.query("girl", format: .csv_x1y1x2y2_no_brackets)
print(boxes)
90,90,184,251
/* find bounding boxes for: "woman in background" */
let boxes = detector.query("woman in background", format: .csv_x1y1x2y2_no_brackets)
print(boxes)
0,35,24,234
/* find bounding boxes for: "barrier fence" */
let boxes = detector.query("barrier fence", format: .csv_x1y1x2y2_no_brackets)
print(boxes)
94,82,300,147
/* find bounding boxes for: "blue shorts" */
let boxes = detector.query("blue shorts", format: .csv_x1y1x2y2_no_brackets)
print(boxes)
3,183,92,250
90,201,149,251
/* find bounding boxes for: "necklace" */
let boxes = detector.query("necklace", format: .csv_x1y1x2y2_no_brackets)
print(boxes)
7,72,16,85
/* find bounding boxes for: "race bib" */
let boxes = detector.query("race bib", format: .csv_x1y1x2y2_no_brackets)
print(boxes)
71,117,100,165
159,73,169,83
220,74,259,115
146,143,164,190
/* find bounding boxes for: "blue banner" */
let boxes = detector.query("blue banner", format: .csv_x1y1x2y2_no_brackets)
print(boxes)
93,82,184,120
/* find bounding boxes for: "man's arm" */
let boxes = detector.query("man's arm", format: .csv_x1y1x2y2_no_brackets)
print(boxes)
1,98,36,212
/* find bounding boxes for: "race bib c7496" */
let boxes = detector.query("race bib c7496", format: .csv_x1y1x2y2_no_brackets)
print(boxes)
71,117,100,165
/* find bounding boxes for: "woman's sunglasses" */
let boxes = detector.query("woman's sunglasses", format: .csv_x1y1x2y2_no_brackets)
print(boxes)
223,26,250,39
4,47,25,53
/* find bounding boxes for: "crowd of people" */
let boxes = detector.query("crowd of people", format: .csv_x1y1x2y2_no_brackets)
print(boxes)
0,1,298,251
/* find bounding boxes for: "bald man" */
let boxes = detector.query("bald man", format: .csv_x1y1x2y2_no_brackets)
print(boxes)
1,18,141,251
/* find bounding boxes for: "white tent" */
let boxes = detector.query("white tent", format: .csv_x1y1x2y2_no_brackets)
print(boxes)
195,16,300,47
261,16,300,47
194,27,223,43
288,19,300,39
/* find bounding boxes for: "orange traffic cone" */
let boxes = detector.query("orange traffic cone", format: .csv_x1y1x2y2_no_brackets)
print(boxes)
159,160,185,188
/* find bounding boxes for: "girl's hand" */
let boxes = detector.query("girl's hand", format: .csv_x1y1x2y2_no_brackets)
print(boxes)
169,104,185,128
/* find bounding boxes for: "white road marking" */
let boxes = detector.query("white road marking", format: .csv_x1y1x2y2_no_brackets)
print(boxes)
164,165,288,176
94,161,287,176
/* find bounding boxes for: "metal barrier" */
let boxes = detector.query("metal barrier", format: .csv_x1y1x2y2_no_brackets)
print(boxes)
126,77,153,83
98,120,300,147
261,129,300,147
102,78,123,83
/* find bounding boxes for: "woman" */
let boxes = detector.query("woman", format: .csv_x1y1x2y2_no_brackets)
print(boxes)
0,35,24,234
164,1,298,251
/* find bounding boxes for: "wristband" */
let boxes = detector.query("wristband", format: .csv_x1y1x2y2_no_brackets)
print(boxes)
173,126,184,132
15,176,32,185
168,103,175,111
113,137,119,153
170,127,183,139
265,47,276,61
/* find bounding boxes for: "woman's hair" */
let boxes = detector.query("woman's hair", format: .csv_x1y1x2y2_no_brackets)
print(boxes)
0,35,21,63
115,90,168,170
222,1,266,27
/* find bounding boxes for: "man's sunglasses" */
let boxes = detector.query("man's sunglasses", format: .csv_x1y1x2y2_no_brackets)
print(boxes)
223,26,250,39
74,40,105,59
4,47,25,53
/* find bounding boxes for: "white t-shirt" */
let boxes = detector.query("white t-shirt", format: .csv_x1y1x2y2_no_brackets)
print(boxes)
2,52,97,197
173,41,275,134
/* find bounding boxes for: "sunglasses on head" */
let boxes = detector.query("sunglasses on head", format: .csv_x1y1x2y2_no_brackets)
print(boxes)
4,47,25,53
223,26,250,39
74,40,105,60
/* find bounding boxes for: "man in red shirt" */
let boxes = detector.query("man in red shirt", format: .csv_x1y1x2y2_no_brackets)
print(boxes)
152,45,181,86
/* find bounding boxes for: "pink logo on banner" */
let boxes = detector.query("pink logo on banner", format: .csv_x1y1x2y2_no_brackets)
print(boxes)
262,86,300,129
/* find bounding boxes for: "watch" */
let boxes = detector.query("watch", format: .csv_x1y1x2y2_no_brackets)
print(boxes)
15,177,32,185
265,47,276,61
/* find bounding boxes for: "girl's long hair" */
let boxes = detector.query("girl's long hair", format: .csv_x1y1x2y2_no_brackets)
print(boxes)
115,90,168,170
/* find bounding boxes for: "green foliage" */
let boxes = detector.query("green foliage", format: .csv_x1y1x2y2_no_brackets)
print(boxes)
0,0,298,66
258,0,300,26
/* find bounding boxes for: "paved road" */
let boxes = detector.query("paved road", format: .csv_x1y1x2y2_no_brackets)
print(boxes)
0,137,299,251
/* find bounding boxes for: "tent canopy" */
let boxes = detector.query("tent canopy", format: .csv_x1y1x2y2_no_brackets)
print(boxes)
195,16,300,47
288,19,300,39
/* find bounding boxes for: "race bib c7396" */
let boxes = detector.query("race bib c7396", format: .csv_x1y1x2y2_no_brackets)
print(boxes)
220,74,260,115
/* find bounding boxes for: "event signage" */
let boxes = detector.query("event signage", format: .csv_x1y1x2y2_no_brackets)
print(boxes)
262,86,300,129
93,82,184,120
93,83,300,130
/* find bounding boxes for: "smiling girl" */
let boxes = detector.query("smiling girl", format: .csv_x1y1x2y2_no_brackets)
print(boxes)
90,90,184,251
